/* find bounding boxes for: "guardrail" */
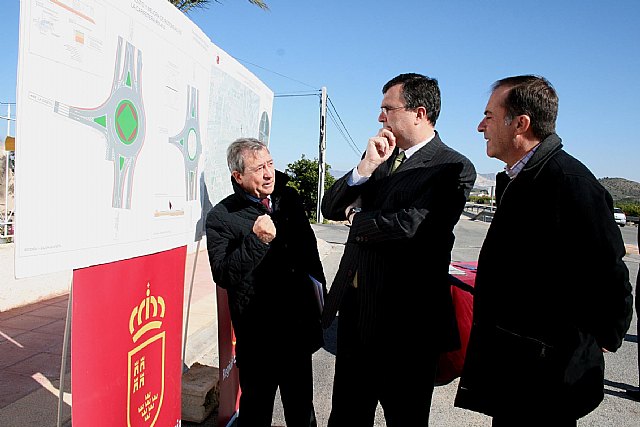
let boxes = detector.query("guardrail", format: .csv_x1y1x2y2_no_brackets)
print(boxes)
463,203,496,223
464,204,640,226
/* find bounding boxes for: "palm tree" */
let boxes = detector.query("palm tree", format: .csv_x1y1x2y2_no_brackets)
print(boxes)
168,0,269,13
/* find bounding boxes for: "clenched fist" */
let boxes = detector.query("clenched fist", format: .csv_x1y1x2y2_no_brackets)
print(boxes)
253,214,276,244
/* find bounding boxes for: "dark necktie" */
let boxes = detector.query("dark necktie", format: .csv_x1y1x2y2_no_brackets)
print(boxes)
260,197,271,212
389,151,405,175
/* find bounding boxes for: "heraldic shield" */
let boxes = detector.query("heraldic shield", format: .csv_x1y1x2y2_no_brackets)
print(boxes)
128,331,166,427
127,284,167,427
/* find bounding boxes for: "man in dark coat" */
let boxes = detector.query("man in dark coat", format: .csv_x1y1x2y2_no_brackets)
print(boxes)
454,75,633,426
206,137,326,427
321,73,476,426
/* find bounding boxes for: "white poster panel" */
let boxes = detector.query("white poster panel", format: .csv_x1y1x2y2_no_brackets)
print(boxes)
14,0,219,277
199,45,274,230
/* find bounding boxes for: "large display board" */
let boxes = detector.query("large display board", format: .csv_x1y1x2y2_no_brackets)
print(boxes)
14,0,273,277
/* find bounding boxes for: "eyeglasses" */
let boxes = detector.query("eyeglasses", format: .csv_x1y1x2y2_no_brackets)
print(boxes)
380,105,406,115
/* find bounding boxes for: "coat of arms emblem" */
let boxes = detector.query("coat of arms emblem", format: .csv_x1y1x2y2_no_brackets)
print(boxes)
127,283,166,427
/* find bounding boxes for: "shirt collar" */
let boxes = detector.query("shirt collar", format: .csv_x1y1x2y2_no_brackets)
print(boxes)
246,194,270,203
505,143,540,179
401,133,435,159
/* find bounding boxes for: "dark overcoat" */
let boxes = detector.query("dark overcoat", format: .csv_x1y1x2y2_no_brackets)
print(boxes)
206,171,326,366
455,134,633,418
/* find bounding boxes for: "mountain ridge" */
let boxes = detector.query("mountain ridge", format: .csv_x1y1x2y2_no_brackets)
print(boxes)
598,177,640,203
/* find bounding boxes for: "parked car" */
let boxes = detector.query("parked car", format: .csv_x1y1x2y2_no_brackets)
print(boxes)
613,207,627,227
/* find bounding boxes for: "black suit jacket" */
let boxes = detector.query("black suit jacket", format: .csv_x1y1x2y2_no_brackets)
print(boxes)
321,132,476,349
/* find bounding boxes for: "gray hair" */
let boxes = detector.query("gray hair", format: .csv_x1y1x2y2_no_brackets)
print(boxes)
226,137,269,173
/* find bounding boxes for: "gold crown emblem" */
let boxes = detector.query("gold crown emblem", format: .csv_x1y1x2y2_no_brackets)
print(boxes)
129,283,166,343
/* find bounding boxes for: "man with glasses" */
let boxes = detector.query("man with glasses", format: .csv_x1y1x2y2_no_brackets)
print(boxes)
320,73,476,426
206,137,326,426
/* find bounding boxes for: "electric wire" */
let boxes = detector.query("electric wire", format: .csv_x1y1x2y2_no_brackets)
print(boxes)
233,56,363,161
233,57,317,90
275,92,320,98
327,97,362,155
326,106,361,157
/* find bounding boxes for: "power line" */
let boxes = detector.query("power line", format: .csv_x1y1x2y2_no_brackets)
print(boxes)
274,91,320,98
273,90,362,160
234,56,363,160
233,57,318,90
327,96,362,156
326,107,360,158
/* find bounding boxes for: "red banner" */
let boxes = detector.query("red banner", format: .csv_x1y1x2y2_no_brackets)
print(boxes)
72,246,186,427
216,287,240,427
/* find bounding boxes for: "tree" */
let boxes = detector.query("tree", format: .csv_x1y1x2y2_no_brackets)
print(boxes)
285,155,336,222
169,0,269,13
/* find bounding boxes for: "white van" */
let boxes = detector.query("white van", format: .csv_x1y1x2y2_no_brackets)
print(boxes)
613,207,627,227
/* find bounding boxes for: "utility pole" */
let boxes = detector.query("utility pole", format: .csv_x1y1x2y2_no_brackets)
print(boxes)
316,87,327,223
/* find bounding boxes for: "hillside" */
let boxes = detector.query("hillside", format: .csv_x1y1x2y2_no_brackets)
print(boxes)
599,177,640,204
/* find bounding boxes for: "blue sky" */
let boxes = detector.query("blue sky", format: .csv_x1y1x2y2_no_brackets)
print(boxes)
2,0,639,182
